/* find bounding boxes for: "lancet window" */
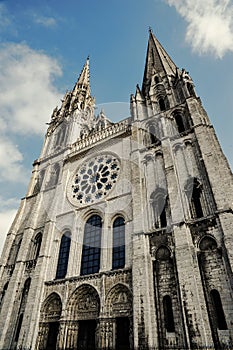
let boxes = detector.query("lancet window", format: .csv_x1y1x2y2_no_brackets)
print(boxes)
80,215,102,275
55,231,71,279
112,217,125,270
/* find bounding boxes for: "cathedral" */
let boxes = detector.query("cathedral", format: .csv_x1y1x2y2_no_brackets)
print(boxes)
0,29,233,350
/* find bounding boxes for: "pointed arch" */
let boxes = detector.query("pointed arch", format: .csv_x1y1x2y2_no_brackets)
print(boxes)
112,216,125,270
155,245,171,261
7,234,23,267
41,292,62,321
159,97,166,111
80,215,102,275
67,284,100,320
151,188,169,229
0,281,9,312
55,231,71,279
106,283,132,318
14,278,31,343
39,293,62,350
185,177,204,219
30,232,43,261
174,113,185,133
199,236,217,251
210,289,227,330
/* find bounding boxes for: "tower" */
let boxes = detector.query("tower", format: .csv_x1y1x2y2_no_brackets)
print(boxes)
0,30,232,350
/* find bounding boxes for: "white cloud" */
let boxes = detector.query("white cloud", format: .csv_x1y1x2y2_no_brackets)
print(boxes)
0,196,19,256
0,42,63,135
166,0,233,58
0,208,17,256
0,136,29,183
33,15,57,28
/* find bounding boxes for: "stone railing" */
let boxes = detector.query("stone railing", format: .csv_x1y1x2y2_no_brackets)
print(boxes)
70,118,131,154
25,259,37,271
4,264,15,276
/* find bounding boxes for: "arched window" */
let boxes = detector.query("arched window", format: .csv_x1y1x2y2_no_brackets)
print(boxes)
7,235,22,266
47,163,60,188
210,289,227,330
155,76,160,84
185,178,204,219
33,232,42,260
159,98,166,111
81,215,102,275
174,114,185,133
192,184,203,218
149,125,159,145
163,295,175,332
187,82,195,97
199,236,217,251
56,124,66,147
14,278,31,343
151,189,169,229
55,232,71,279
112,217,125,270
0,282,9,311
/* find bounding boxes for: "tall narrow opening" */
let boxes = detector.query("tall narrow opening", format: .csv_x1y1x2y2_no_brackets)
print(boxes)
77,320,97,349
149,125,157,145
187,82,195,97
116,317,130,350
112,217,125,270
192,186,203,218
174,114,185,133
210,289,227,330
81,215,102,275
15,313,24,342
46,322,60,350
56,232,71,279
159,98,166,111
163,295,175,332
34,232,42,260
151,190,168,229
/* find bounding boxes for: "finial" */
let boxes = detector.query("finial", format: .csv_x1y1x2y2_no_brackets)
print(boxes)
149,26,153,34
87,55,90,60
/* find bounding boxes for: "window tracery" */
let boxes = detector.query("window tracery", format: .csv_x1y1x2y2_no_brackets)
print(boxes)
71,154,120,205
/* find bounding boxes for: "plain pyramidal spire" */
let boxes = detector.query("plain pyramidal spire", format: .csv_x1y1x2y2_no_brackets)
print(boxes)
142,28,177,94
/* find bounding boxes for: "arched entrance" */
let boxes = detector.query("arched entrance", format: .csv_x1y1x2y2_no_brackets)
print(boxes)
36,293,62,350
67,284,100,349
105,284,133,350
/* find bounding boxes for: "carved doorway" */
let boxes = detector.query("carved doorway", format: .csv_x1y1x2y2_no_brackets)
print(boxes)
116,317,130,350
77,320,97,349
46,322,59,350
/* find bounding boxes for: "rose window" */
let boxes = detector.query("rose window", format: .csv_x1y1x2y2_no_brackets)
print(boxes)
71,154,120,204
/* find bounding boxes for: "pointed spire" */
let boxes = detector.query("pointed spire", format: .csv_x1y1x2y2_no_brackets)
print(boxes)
74,56,91,96
142,29,177,94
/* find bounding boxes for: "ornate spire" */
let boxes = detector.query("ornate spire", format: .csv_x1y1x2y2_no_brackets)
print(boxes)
73,56,91,96
70,56,95,113
142,29,177,94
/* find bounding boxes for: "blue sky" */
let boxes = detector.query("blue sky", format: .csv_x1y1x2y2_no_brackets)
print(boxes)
0,0,233,253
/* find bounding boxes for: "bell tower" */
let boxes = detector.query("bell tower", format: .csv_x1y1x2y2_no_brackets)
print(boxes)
130,29,233,349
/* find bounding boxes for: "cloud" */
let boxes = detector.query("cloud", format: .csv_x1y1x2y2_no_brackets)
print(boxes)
33,15,57,28
0,42,63,135
165,0,233,58
0,208,17,256
0,196,19,255
0,136,29,183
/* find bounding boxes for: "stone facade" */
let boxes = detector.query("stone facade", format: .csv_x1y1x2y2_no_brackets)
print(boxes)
0,30,232,350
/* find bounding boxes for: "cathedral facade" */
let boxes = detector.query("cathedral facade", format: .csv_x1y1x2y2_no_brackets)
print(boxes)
0,30,233,350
